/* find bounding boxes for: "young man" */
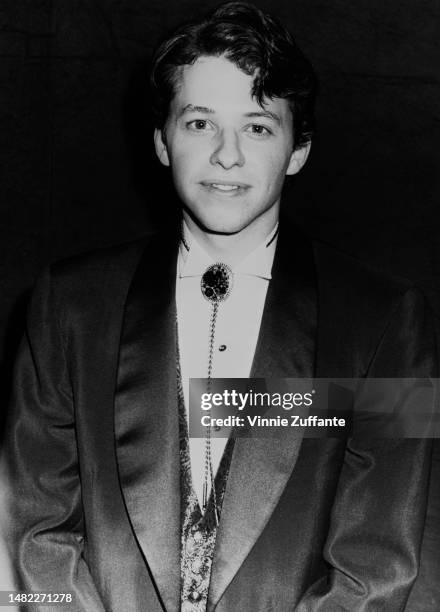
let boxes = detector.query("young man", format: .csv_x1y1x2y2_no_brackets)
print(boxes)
5,2,436,611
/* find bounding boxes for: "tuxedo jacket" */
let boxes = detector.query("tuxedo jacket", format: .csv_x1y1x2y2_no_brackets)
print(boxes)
6,224,437,611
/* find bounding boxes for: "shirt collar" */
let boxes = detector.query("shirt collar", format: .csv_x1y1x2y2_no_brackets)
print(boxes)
178,220,278,281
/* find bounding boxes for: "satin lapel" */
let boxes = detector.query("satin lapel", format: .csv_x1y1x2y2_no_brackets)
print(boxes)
313,242,354,378
115,231,181,612
208,225,318,610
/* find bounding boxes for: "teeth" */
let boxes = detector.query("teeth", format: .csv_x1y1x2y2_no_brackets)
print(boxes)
211,184,240,191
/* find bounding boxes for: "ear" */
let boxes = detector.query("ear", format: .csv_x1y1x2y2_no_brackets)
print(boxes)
154,128,170,167
286,141,311,176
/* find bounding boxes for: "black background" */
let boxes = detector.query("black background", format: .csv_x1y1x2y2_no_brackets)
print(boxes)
1,1,439,606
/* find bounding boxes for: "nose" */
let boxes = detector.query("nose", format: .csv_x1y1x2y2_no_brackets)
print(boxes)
209,129,245,169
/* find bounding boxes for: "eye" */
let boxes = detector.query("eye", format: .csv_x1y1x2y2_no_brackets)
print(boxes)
186,119,213,131
246,124,273,137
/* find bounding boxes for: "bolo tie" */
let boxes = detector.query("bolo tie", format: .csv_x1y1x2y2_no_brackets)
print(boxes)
181,224,278,525
199,261,233,525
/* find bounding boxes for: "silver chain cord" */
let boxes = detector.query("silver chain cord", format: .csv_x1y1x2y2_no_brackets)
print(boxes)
203,301,219,525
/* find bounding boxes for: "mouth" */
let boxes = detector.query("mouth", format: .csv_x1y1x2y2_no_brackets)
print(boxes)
200,180,250,195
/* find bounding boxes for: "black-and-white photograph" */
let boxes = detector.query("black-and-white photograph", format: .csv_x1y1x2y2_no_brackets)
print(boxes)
0,1,439,610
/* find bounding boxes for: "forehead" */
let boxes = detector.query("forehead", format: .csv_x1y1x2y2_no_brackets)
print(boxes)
169,55,291,120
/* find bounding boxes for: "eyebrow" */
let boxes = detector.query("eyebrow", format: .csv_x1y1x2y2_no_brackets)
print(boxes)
178,105,281,125
178,104,215,117
244,111,281,125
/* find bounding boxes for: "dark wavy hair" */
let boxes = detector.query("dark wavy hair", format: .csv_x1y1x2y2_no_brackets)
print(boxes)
150,1,316,149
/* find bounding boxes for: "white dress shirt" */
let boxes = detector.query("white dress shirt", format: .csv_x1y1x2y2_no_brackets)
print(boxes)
176,221,278,509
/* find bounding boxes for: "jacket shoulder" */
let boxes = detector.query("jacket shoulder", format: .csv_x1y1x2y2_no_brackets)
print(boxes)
312,240,431,377
313,239,413,306
49,236,150,289
36,236,153,326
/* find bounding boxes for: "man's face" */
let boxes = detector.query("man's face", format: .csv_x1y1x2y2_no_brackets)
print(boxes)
154,55,309,234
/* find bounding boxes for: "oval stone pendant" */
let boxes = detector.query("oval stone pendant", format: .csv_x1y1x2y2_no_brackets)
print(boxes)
200,263,233,303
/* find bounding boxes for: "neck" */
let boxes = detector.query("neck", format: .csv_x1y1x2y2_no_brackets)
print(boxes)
182,207,279,266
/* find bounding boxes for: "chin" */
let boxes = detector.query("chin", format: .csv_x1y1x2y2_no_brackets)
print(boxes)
185,205,250,235
198,214,250,236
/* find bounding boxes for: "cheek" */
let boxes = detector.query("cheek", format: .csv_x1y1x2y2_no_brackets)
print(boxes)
169,155,205,200
170,144,206,178
169,153,193,182
255,152,290,190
